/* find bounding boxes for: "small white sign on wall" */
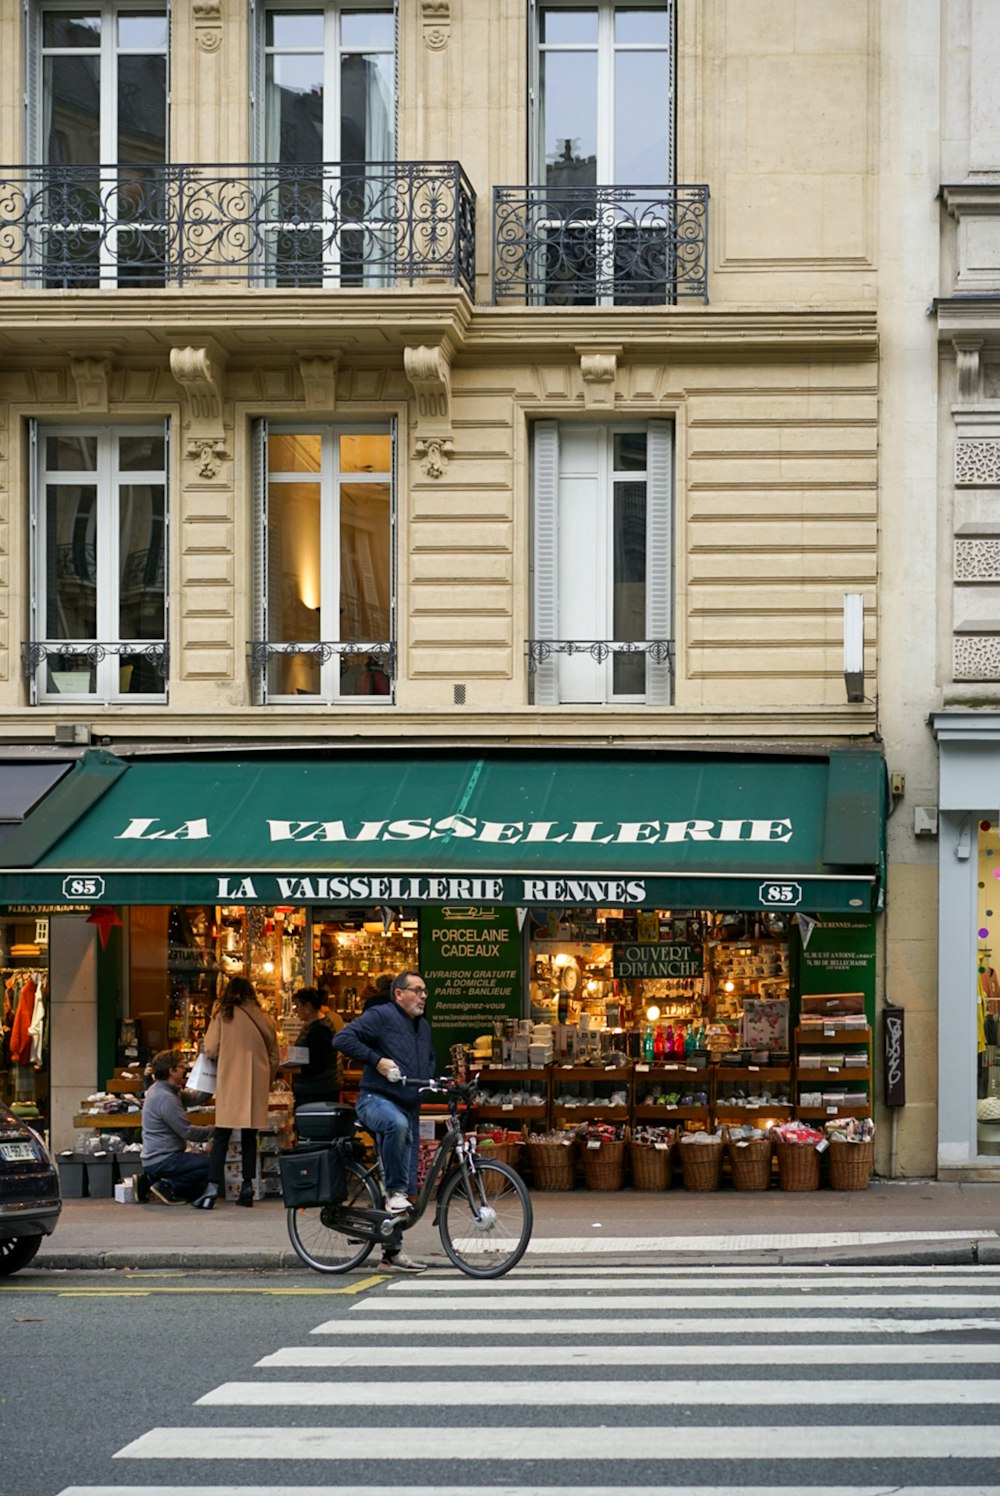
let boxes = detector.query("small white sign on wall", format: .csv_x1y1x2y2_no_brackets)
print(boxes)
35,919,49,946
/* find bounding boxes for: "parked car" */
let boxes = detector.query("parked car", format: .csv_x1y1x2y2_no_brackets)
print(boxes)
0,1097,61,1274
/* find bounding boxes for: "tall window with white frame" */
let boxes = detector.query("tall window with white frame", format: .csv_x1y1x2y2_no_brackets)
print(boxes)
256,424,394,703
31,2,169,287
31,425,168,703
532,0,674,305
531,421,673,706
257,3,396,286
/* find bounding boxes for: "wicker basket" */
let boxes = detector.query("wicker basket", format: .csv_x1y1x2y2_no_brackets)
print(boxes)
679,1137,723,1192
629,1139,673,1191
828,1137,874,1191
774,1138,820,1191
727,1135,773,1191
582,1137,626,1190
527,1138,577,1191
476,1138,523,1197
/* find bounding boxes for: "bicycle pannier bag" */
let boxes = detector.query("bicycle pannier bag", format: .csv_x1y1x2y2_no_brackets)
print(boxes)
279,1144,349,1208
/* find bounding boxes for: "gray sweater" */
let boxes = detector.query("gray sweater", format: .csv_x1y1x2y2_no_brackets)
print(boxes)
140,1079,213,1172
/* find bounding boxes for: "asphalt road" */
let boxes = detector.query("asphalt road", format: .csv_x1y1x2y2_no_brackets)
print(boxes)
4,1263,1000,1495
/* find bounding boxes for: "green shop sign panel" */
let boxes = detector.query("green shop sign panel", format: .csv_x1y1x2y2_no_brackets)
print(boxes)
419,905,522,1055
797,915,877,1028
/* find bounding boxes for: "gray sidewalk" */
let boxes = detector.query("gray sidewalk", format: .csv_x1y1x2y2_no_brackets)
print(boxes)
27,1177,1000,1271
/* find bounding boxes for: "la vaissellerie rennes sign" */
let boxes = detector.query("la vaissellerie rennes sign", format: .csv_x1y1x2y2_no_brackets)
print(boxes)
418,906,522,1054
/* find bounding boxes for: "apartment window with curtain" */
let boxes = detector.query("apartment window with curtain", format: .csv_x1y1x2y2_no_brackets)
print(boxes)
255,3,396,286
531,421,673,705
253,423,395,704
29,424,168,703
29,2,169,286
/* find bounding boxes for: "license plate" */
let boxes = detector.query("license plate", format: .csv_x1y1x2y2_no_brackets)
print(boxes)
0,1142,35,1162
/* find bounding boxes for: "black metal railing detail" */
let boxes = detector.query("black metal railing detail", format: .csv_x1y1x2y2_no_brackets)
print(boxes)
0,162,475,293
249,640,396,702
493,184,708,305
22,640,169,695
526,638,674,675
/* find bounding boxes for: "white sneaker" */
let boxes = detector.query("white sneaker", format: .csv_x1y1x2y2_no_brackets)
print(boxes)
380,1250,427,1273
386,1191,411,1213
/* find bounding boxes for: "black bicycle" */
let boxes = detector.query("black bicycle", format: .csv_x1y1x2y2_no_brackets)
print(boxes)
285,1077,533,1279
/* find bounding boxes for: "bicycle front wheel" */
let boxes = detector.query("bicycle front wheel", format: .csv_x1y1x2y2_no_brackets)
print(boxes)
287,1159,381,1274
438,1158,533,1278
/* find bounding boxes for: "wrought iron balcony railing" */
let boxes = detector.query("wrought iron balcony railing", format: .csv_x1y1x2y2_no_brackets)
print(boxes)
493,184,709,305
526,639,674,675
22,640,169,700
249,640,396,703
0,162,475,293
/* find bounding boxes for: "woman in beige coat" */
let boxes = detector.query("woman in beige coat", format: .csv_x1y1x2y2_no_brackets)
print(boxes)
193,976,279,1210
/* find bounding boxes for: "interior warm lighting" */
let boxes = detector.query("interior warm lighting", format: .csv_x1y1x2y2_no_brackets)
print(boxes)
645,1005,661,1022
363,921,384,935
724,980,735,993
262,960,274,974
553,953,571,968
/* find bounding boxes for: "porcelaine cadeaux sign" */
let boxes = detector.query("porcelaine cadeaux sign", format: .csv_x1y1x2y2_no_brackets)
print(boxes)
419,906,522,1054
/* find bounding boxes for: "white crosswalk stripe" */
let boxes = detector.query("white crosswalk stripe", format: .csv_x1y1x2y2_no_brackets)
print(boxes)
57,1265,1000,1495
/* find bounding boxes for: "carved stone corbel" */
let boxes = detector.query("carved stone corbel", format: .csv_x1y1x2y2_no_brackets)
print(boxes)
404,343,453,477
170,344,229,479
69,358,111,414
954,337,984,404
193,0,222,52
299,357,338,412
421,0,450,50
578,346,620,410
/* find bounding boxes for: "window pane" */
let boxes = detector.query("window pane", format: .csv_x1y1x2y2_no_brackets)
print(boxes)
46,434,97,471
45,56,101,164
268,432,322,473
43,14,100,47
612,478,646,693
118,54,167,164
342,11,395,49
118,484,165,639
119,434,165,471
613,431,646,471
339,481,390,640
268,480,323,638
118,13,168,49
339,432,390,473
540,9,598,44
340,52,394,160
267,55,324,164
615,51,669,180
46,483,97,639
542,51,598,187
267,11,324,48
615,7,668,44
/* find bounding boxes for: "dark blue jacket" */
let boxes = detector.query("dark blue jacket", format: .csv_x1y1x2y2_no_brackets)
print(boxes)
331,1000,435,1112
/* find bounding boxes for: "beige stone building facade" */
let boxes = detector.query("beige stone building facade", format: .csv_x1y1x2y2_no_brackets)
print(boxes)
0,1,899,1170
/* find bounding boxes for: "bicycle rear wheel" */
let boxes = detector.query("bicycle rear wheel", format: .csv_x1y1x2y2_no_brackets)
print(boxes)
437,1158,532,1278
287,1159,381,1273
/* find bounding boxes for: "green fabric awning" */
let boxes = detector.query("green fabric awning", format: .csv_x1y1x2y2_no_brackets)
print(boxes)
0,746,885,913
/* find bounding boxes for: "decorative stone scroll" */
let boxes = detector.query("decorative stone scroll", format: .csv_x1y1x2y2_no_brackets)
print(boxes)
578,347,620,410
404,343,453,477
954,338,984,404
69,358,111,414
169,345,229,479
298,357,338,412
955,538,1000,583
421,0,451,50
955,634,1000,680
955,438,1000,486
193,0,222,52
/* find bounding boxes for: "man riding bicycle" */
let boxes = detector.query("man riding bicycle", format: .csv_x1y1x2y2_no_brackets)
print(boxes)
330,969,435,1272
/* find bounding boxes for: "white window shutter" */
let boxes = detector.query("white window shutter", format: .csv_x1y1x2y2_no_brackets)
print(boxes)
251,418,268,704
24,0,39,165
27,418,39,704
532,420,559,705
645,419,673,705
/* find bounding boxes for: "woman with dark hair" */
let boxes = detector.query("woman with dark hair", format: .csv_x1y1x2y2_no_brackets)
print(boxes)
289,987,342,1108
192,976,279,1210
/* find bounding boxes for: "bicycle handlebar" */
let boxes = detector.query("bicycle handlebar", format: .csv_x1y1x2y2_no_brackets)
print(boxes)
387,1073,478,1101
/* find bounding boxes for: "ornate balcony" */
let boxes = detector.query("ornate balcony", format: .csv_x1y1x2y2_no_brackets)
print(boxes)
527,638,675,707
249,641,396,703
493,184,709,306
0,162,475,293
22,640,169,700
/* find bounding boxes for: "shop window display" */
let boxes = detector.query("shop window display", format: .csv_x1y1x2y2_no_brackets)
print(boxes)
0,916,50,1131
977,822,1000,1155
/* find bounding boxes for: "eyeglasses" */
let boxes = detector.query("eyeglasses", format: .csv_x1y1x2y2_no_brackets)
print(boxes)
406,984,427,994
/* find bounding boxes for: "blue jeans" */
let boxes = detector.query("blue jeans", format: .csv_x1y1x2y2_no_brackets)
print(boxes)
145,1150,210,1200
356,1091,419,1195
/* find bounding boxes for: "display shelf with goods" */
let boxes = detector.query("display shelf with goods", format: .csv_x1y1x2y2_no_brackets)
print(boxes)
0,913,51,1129
793,1024,873,1121
550,1063,632,1125
632,1062,711,1126
166,906,221,1055
312,912,419,1021
472,1066,549,1124
713,1063,793,1127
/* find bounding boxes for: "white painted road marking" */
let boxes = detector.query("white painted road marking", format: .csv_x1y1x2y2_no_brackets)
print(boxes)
311,1315,1000,1335
351,1292,1000,1311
